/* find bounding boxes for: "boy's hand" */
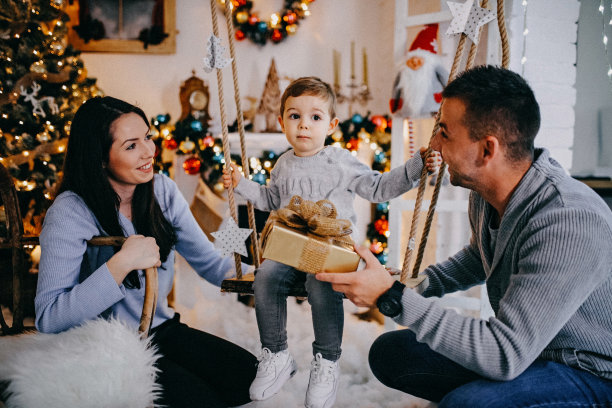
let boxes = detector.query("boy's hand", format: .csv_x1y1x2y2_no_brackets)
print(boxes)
222,162,242,189
420,147,441,174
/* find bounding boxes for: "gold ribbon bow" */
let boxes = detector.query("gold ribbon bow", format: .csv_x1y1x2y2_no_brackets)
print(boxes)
261,196,354,273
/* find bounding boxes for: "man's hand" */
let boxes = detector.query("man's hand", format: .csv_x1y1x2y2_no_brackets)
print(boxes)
316,245,395,307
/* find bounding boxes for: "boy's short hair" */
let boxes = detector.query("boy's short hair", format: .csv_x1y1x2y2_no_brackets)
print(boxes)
280,76,336,119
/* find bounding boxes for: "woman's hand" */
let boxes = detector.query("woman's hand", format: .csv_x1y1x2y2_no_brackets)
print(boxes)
419,147,442,174
222,162,242,189
106,235,161,285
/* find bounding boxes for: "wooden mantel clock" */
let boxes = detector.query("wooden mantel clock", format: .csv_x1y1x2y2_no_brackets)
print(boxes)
179,71,211,125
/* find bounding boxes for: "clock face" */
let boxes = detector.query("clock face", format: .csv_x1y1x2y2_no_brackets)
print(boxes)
189,90,208,111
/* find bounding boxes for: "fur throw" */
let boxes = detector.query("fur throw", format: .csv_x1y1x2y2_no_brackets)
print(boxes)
0,318,160,408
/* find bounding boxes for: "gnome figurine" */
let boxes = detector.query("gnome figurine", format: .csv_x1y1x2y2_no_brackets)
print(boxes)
390,24,449,119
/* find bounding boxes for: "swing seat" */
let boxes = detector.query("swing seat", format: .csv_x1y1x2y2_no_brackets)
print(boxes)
221,272,308,298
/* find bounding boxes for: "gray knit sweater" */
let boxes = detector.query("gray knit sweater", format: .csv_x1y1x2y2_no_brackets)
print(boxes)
235,146,423,231
395,148,612,381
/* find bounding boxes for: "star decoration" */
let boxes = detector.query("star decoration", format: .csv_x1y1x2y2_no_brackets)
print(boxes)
211,218,252,257
446,0,496,45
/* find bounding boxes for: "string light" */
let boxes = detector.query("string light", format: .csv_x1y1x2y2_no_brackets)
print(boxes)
600,0,612,89
521,0,529,75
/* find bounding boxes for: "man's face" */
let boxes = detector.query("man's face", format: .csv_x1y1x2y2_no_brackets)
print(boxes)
431,98,481,189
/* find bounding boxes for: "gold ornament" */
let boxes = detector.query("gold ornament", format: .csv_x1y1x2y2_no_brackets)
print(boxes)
36,131,51,143
236,11,249,24
214,182,225,194
331,129,343,142
179,138,196,153
30,60,47,74
286,24,297,35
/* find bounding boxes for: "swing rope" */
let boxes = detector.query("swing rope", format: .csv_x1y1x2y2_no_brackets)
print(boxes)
221,1,261,268
208,0,242,278
401,0,509,283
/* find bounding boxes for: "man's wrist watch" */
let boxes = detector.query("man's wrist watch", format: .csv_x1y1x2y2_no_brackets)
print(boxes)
376,280,406,318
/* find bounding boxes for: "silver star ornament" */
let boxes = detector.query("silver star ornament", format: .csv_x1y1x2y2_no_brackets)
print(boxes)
446,0,496,45
211,218,252,257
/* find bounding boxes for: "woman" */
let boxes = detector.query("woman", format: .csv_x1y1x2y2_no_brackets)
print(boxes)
35,96,257,407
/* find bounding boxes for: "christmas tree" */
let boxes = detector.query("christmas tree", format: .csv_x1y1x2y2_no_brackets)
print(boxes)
0,0,103,235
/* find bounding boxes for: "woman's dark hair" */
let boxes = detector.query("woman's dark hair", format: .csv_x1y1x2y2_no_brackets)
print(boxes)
442,65,541,162
59,96,177,288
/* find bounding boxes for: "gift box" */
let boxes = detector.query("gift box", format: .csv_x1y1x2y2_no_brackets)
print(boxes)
260,196,361,274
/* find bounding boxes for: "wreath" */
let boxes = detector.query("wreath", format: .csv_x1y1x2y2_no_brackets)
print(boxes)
224,0,316,46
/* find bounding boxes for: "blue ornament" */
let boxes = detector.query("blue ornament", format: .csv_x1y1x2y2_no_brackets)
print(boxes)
266,151,277,160
351,114,363,124
190,120,203,132
252,172,267,185
376,202,389,212
374,151,386,163
212,153,224,163
156,114,170,124
257,22,268,33
376,252,388,265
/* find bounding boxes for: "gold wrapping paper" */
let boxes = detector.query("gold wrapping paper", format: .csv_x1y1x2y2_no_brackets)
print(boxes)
261,221,361,274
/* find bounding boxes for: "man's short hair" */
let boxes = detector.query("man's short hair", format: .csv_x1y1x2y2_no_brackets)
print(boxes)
442,65,540,162
280,76,337,119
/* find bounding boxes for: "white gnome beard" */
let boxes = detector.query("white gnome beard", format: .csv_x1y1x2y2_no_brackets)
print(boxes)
398,50,438,117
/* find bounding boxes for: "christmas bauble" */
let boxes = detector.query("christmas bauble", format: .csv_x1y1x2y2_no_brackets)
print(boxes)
163,138,178,150
179,138,196,153
183,157,202,175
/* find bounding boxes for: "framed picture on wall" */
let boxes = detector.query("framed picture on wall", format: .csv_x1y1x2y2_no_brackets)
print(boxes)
65,0,176,54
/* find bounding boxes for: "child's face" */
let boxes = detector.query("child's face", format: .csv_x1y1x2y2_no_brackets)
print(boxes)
278,95,339,157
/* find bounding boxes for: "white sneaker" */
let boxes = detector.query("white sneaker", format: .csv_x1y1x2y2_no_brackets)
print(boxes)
249,348,297,401
305,353,340,408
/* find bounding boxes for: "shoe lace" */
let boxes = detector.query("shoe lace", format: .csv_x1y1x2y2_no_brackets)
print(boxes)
310,354,336,384
257,348,279,375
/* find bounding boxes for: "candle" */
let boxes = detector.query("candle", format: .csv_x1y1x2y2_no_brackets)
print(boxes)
333,49,340,88
362,47,368,87
350,41,355,79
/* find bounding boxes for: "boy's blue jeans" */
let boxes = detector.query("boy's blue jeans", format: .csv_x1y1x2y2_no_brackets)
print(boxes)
253,260,344,361
369,329,612,407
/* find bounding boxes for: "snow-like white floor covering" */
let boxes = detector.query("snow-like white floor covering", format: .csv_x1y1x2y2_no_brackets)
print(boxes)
173,256,434,408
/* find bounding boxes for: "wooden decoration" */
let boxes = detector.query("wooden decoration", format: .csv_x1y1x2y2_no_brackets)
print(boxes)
257,59,282,132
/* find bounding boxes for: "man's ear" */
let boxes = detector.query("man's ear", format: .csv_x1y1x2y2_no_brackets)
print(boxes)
278,115,285,132
481,135,499,165
328,117,339,135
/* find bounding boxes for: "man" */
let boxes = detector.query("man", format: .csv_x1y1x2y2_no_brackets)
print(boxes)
317,66,612,407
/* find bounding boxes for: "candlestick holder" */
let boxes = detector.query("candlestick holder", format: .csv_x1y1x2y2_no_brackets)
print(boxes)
334,75,372,117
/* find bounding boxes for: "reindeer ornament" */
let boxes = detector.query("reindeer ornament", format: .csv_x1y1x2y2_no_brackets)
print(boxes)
20,82,59,118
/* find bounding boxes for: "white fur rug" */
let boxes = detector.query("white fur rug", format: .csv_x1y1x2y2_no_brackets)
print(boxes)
0,318,160,408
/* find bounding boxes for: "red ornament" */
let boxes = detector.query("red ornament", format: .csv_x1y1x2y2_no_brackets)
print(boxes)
183,156,202,175
235,29,246,41
371,115,388,131
374,217,389,235
370,240,384,254
271,29,283,42
248,14,259,25
163,138,178,150
202,135,215,147
387,118,392,129
283,12,297,24
346,138,360,151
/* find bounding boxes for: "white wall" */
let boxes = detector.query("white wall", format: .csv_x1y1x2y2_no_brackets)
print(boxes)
573,0,612,177
508,0,580,171
80,0,395,124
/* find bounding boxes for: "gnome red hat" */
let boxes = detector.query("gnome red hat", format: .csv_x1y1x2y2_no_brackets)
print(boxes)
409,23,439,54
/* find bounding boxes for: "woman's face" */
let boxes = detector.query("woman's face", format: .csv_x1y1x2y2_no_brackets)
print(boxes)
106,113,155,194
